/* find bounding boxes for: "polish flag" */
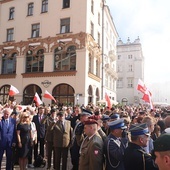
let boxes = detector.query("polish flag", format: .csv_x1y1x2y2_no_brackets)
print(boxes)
9,85,19,96
105,93,112,109
43,90,56,103
137,79,147,94
137,79,153,109
34,93,43,106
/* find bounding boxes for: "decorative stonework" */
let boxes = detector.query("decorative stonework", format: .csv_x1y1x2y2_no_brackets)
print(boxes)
21,71,77,78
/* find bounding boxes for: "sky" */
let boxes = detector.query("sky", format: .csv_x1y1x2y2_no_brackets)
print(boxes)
107,0,170,86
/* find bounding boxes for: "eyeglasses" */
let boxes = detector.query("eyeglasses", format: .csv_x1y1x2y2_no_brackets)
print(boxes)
24,116,29,118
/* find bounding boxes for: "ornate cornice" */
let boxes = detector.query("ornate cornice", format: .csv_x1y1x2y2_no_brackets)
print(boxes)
88,72,101,82
0,74,16,79
21,71,77,78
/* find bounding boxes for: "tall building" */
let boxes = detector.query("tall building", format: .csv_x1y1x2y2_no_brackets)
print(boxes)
116,37,144,105
0,0,118,107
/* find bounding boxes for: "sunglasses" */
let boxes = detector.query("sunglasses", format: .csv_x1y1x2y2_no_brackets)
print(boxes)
24,116,29,118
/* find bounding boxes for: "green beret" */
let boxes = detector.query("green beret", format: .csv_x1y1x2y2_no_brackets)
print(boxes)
154,133,170,151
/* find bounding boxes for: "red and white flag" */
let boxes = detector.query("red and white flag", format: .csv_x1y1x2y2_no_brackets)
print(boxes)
137,79,153,109
137,79,147,94
34,92,43,106
9,85,19,96
105,93,112,109
43,90,56,103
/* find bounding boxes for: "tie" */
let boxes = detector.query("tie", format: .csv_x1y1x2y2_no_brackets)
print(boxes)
5,119,9,128
60,121,65,132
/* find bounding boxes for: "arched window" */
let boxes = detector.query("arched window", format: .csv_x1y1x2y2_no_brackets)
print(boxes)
54,45,76,71
23,84,42,105
26,49,44,73
53,83,75,106
1,52,17,74
0,85,14,104
88,85,93,104
95,88,99,104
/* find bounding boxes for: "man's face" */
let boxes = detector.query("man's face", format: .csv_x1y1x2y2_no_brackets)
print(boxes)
154,152,168,170
39,108,44,114
3,110,10,119
80,115,89,122
139,135,149,147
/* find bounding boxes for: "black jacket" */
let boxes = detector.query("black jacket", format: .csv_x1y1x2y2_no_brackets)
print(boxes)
124,142,158,170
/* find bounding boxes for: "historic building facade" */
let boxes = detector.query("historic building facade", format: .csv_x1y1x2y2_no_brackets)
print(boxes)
0,0,118,106
116,37,144,105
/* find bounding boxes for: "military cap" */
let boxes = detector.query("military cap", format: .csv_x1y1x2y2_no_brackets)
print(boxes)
101,114,110,121
84,119,98,125
129,123,150,136
110,113,120,120
107,118,126,130
154,133,170,151
80,109,92,116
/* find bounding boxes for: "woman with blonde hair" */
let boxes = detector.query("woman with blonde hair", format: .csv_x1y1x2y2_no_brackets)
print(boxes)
16,112,33,170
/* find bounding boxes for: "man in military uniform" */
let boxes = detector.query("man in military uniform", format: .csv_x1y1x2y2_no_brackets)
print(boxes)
153,133,170,170
124,123,158,170
70,109,91,170
104,118,128,170
79,119,104,170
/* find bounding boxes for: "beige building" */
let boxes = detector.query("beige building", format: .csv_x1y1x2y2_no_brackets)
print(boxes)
116,37,144,105
0,0,118,107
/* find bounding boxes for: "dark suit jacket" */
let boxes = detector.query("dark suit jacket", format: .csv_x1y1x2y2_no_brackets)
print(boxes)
79,133,104,170
32,114,45,139
0,117,16,148
53,120,72,148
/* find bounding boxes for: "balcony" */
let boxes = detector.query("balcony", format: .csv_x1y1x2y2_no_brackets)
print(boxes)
108,50,116,61
105,63,118,79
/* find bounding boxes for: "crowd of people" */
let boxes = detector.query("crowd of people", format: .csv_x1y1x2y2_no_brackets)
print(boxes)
0,102,170,170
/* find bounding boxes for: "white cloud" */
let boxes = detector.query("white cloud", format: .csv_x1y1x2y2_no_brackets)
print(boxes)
107,0,170,84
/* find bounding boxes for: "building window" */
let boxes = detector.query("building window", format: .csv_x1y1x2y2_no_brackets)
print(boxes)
128,54,133,59
105,74,108,87
117,78,123,88
54,45,76,71
1,52,17,74
127,78,133,88
23,84,42,105
88,55,92,73
9,7,14,20
128,64,133,72
27,3,34,16
91,22,94,37
98,32,100,46
53,83,75,106
60,18,70,33
6,28,14,42
117,65,122,72
63,0,70,8
26,49,44,73
96,60,99,76
41,0,48,13
0,85,14,104
118,55,121,60
98,12,100,25
31,23,40,38
91,0,94,13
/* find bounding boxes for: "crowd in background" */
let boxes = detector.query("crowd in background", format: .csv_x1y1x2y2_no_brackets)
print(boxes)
0,101,170,170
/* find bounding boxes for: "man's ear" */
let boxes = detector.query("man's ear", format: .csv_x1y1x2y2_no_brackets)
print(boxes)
164,155,170,165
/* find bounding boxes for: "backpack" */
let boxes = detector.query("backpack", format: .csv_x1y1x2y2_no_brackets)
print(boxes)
33,154,46,168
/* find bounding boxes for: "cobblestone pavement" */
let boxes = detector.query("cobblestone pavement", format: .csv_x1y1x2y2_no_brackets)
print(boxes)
1,151,73,170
